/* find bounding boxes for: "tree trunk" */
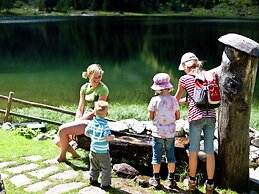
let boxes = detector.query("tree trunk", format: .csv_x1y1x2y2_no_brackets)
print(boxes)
217,33,259,191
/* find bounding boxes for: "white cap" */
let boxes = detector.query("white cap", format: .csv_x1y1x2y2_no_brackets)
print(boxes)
178,52,199,71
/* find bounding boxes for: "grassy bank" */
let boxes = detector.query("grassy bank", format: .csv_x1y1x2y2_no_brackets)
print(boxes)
0,1,258,18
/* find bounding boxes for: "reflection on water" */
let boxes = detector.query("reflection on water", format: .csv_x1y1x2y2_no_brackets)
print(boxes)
0,16,258,107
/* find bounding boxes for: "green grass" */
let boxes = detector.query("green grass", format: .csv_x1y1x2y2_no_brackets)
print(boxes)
0,128,91,194
1,118,258,193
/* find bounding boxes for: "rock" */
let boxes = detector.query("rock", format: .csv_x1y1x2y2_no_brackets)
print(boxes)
251,138,259,148
69,140,78,150
176,120,189,135
134,175,150,187
34,134,53,141
140,121,153,132
11,122,46,131
218,33,259,57
108,121,129,133
2,122,13,130
129,122,147,134
113,163,139,178
122,119,143,134
249,167,259,184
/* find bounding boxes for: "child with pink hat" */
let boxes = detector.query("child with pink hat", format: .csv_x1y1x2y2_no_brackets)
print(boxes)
148,73,180,189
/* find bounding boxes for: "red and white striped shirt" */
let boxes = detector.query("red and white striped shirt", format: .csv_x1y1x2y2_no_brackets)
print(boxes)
179,74,216,122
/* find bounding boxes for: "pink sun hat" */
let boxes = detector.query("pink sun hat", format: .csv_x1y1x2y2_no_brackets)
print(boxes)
151,73,173,91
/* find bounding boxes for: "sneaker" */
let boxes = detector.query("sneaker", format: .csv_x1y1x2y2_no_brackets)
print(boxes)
89,177,100,187
149,177,161,189
188,178,196,191
167,178,177,189
204,180,214,194
100,185,112,191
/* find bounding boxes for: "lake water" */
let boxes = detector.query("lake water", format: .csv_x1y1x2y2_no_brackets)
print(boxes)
0,16,258,108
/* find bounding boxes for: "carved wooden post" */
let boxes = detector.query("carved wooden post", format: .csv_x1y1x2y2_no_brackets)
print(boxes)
217,33,259,191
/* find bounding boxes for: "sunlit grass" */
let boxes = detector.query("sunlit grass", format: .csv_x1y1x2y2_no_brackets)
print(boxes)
0,128,91,193
0,129,58,161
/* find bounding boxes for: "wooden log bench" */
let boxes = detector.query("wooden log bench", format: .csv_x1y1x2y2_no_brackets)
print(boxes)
76,130,190,175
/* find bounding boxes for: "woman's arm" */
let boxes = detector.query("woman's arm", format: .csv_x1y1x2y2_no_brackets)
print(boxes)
75,94,85,120
77,95,108,121
98,95,108,101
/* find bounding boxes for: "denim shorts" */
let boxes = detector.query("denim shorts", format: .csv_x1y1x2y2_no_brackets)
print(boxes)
189,118,216,153
151,137,177,164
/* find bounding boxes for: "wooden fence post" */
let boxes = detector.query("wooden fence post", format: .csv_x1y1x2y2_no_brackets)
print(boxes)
217,33,259,191
3,91,14,123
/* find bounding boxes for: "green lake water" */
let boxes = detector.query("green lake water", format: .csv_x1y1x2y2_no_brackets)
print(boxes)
0,16,258,108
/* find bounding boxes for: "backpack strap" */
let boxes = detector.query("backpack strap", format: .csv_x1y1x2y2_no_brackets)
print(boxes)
185,91,189,102
185,74,195,103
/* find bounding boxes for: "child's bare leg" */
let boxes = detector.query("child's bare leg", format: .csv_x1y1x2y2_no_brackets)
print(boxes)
153,164,161,174
168,162,176,173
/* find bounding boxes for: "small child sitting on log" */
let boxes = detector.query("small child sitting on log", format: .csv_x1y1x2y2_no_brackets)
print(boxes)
148,73,180,189
84,100,115,191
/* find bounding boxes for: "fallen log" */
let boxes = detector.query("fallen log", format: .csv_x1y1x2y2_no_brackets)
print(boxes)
76,131,189,175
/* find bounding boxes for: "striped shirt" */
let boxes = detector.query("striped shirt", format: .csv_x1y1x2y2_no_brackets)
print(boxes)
179,74,216,122
85,116,111,154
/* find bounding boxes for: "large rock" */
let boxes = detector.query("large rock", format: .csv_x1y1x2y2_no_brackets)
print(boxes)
113,163,139,178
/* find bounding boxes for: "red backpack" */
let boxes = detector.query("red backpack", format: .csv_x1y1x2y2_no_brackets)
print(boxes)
187,72,221,113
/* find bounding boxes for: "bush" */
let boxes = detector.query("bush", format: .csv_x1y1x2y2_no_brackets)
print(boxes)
0,0,13,10
56,0,72,12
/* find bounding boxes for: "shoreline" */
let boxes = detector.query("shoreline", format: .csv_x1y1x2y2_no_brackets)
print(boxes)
0,3,259,19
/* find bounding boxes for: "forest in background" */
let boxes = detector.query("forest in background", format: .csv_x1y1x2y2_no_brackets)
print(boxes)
0,0,258,17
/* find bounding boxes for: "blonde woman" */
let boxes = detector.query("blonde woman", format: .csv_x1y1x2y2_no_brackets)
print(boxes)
55,64,109,163
174,53,216,193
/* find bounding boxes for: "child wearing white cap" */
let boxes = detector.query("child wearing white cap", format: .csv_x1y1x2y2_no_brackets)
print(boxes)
148,73,180,189
175,52,216,193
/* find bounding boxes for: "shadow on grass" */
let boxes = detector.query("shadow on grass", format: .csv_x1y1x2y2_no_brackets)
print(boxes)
64,158,89,171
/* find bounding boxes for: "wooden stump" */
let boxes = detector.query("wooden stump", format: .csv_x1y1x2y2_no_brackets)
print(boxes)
217,33,259,191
